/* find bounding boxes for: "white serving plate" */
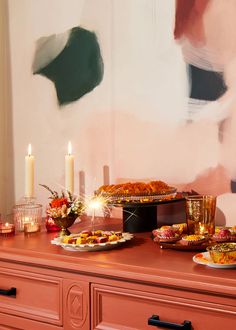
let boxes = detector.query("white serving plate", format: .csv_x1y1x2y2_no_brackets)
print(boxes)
193,251,236,269
51,232,133,252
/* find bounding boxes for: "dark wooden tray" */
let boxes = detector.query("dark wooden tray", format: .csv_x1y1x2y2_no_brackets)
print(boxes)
158,241,210,251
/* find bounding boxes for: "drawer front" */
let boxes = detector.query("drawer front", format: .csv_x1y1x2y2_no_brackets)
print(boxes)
0,312,62,330
91,284,236,330
0,267,62,326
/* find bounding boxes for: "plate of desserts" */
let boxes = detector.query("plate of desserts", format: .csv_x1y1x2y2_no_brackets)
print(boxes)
152,224,236,251
51,230,133,252
152,224,210,251
193,243,236,268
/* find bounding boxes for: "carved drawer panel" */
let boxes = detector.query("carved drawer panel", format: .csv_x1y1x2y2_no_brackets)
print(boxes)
91,283,236,330
0,267,62,326
63,279,89,330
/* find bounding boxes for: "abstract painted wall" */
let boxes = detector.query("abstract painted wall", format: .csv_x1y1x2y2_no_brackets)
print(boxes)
33,26,104,105
7,0,236,224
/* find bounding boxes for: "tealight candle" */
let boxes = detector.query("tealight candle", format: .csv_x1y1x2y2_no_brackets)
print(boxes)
24,222,40,234
199,223,205,235
17,216,31,232
0,222,15,237
197,222,211,235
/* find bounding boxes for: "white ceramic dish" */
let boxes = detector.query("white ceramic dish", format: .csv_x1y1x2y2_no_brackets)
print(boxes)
51,232,133,252
193,251,236,268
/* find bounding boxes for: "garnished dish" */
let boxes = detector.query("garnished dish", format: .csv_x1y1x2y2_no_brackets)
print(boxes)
193,243,236,268
51,230,133,252
95,180,177,203
207,243,236,264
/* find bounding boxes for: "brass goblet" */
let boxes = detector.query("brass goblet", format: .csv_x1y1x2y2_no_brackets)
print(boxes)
53,214,78,237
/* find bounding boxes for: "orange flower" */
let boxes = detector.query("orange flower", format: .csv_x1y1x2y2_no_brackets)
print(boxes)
50,198,68,208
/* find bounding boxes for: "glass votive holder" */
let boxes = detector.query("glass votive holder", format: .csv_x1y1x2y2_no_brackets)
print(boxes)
185,195,217,235
13,201,42,232
24,222,40,235
45,216,61,233
0,222,15,237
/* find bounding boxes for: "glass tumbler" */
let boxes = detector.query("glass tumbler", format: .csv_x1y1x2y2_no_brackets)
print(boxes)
185,195,216,235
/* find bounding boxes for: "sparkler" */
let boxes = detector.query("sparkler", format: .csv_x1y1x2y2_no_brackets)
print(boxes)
85,194,110,231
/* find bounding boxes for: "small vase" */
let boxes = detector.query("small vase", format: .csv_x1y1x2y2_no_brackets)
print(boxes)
53,215,78,236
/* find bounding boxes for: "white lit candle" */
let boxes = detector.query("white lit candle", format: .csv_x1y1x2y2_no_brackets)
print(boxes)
65,141,74,194
25,144,35,198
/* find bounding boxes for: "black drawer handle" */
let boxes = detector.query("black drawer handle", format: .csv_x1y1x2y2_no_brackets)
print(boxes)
0,287,16,297
148,315,191,330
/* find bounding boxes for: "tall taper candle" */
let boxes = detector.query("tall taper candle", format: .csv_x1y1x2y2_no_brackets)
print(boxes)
25,144,35,198
65,141,74,194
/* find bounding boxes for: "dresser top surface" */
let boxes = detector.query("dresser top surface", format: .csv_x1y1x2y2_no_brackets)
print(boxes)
0,216,235,294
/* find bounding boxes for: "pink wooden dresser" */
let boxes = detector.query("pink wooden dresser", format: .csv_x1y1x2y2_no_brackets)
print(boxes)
0,217,235,329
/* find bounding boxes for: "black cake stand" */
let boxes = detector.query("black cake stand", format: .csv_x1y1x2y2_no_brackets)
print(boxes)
111,195,185,233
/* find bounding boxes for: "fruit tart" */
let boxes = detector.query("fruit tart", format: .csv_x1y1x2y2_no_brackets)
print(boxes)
212,228,231,242
152,225,172,237
180,234,206,246
155,228,181,243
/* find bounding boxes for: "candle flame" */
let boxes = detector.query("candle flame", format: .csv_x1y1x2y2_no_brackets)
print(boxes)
5,222,9,227
68,141,72,155
28,144,32,156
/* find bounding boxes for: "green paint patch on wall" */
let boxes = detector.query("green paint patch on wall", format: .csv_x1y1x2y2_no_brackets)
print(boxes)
33,26,104,106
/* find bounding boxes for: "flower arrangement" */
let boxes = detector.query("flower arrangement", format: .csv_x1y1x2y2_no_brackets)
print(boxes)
40,184,85,220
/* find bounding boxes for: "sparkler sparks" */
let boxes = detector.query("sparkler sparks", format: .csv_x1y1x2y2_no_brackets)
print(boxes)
85,195,110,213
84,194,112,231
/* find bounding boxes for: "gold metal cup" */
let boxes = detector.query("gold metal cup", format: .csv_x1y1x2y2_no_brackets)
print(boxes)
53,215,78,236
185,195,216,235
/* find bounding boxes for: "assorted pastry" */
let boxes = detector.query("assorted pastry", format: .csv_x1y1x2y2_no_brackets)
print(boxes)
153,224,236,247
62,230,124,246
96,180,175,196
152,223,188,243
